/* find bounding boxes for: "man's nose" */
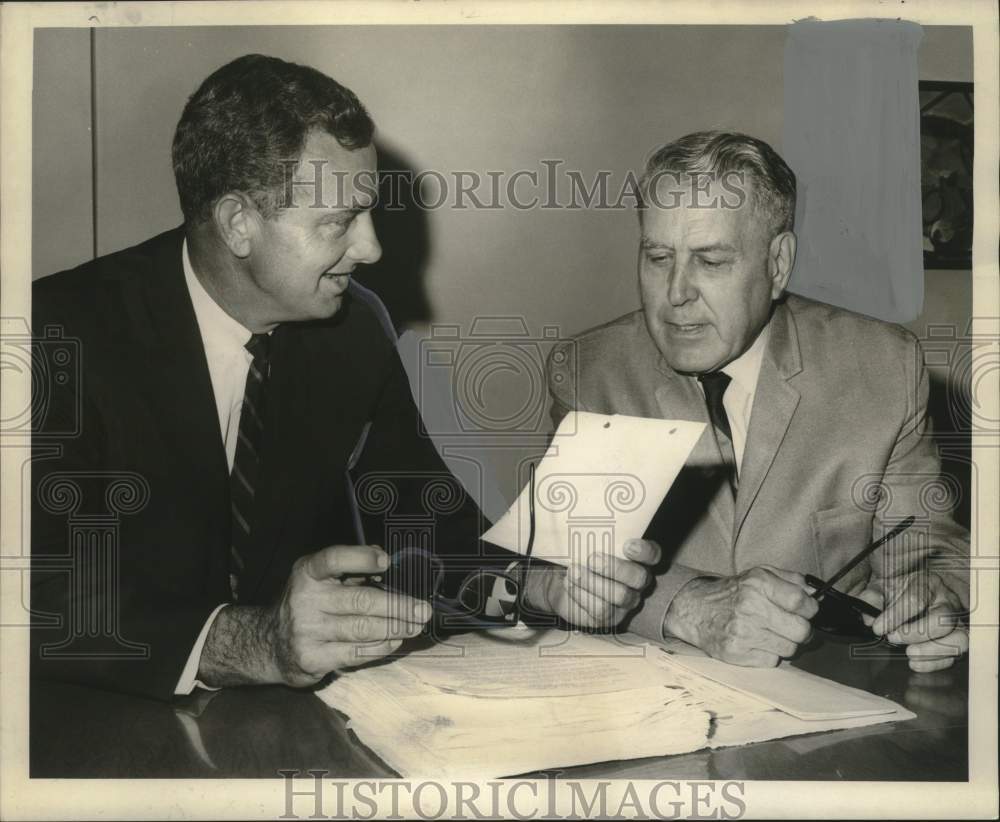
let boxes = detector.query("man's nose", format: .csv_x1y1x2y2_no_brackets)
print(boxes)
666,258,697,306
347,211,382,265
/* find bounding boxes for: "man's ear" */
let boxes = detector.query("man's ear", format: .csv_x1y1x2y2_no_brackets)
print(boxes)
213,193,257,259
767,231,797,298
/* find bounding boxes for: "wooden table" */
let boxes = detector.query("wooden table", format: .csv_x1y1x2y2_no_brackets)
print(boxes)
29,631,967,780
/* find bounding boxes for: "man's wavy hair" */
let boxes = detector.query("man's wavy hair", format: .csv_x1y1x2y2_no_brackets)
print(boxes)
638,131,797,236
172,54,375,225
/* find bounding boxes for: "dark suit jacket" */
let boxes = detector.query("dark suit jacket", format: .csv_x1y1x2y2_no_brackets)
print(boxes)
31,227,508,700
547,295,970,642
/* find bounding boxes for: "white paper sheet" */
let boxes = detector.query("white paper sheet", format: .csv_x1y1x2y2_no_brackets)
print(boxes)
664,654,903,720
482,412,705,566
398,630,668,698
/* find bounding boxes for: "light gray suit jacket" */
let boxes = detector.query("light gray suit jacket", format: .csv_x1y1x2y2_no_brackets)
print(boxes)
547,293,969,642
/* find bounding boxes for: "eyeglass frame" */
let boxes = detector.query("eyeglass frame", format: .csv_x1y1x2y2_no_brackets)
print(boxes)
370,463,538,631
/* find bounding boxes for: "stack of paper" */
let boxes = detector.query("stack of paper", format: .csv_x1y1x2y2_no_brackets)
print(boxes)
317,629,914,778
649,649,915,751
318,629,712,778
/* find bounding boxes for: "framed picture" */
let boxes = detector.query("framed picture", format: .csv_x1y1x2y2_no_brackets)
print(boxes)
920,80,974,269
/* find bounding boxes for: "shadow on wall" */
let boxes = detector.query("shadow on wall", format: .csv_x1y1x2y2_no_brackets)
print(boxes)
353,143,432,331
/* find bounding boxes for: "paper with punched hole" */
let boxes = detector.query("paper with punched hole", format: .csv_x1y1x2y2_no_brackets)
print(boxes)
482,412,705,566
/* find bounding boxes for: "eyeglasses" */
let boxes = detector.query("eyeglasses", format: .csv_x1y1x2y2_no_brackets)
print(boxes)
373,464,537,631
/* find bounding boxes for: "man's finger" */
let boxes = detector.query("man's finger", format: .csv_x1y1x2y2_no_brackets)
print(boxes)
304,544,389,581
886,603,958,645
757,629,799,660
321,614,426,643
565,575,616,626
906,629,967,673
730,648,780,668
765,609,814,645
759,565,807,587
340,638,406,667
856,588,884,627
902,627,968,659
573,564,640,610
753,599,812,645
623,538,662,566
758,572,818,619
563,577,596,625
874,579,930,636
587,552,650,592
296,637,403,677
321,585,433,624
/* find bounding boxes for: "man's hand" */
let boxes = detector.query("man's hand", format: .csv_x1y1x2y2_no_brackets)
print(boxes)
524,538,661,629
664,566,819,666
198,545,432,688
857,573,968,672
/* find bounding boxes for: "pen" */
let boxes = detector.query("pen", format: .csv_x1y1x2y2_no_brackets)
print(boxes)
805,574,882,618
810,515,916,599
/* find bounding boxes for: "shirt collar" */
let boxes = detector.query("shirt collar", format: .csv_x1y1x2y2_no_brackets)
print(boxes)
721,321,771,397
182,239,254,357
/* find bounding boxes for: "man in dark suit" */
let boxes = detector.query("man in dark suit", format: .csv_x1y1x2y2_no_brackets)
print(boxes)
31,54,657,701
547,131,969,672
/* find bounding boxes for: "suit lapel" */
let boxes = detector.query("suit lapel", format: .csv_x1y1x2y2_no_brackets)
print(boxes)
733,301,803,545
125,229,231,577
129,229,230,490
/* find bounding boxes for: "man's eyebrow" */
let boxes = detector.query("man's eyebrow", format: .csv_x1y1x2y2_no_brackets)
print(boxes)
324,203,372,220
640,238,671,250
689,243,736,254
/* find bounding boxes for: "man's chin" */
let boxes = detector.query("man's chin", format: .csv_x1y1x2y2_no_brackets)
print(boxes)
297,294,346,323
655,338,726,375
665,358,719,375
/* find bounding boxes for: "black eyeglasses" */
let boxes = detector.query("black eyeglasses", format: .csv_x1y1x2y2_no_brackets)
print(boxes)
373,464,537,631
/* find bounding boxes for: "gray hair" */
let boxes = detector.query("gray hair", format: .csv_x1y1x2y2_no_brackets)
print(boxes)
638,131,797,235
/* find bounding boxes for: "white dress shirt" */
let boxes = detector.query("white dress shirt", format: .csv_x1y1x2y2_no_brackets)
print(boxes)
175,240,256,695
701,323,771,477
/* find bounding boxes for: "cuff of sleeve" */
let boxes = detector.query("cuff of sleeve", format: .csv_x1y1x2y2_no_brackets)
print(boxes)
174,603,228,696
624,564,706,642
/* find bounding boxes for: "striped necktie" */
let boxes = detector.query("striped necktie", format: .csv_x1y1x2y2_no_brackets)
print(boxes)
229,332,271,600
698,371,738,497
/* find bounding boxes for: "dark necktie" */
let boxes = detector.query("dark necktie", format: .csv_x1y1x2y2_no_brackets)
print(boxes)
698,371,738,496
229,332,271,600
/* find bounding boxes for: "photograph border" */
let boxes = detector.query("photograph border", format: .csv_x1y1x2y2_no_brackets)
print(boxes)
2,1,997,820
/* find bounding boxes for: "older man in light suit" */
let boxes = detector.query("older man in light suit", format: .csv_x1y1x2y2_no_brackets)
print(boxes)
547,131,969,672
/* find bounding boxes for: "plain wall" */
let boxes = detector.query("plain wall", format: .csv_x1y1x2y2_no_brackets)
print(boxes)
32,28,93,279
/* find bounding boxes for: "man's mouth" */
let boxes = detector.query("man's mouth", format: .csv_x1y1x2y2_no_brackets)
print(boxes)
666,321,707,335
321,271,352,289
